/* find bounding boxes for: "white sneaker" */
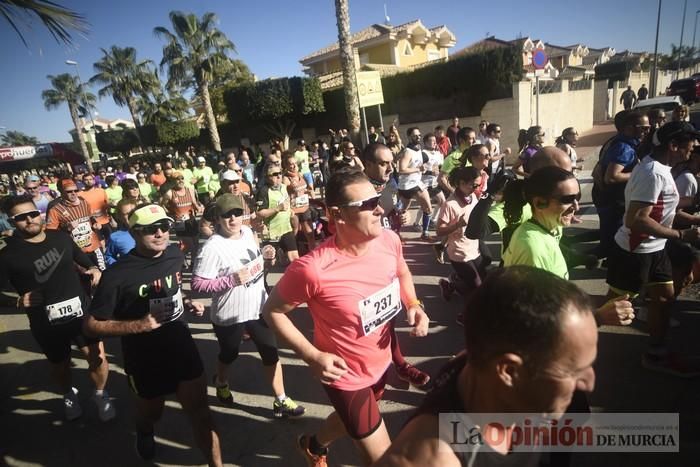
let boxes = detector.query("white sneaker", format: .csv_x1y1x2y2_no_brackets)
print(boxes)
64,387,82,421
94,390,116,422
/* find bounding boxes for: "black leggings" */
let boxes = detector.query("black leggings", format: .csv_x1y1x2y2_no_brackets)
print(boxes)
213,317,279,366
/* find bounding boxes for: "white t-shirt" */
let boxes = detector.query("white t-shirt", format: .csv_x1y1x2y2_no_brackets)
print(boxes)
674,168,697,200
437,193,480,262
397,147,424,191
421,149,444,188
194,226,267,325
615,156,679,254
486,137,501,173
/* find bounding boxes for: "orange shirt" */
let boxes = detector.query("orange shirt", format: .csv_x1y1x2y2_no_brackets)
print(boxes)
150,172,166,188
46,198,101,253
79,188,110,225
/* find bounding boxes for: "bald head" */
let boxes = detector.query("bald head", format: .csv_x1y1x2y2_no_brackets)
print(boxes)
529,146,572,173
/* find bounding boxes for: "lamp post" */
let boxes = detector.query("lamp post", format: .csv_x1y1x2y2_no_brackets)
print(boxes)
677,0,688,79
651,0,662,97
65,59,96,160
693,9,700,72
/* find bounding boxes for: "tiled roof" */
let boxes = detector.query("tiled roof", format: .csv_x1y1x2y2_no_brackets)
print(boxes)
451,36,512,58
544,43,573,58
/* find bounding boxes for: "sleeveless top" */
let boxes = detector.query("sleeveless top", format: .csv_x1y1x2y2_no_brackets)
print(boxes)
285,172,310,214
170,187,195,220
397,147,424,190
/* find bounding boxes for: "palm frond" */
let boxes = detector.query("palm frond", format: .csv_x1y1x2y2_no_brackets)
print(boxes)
0,0,89,47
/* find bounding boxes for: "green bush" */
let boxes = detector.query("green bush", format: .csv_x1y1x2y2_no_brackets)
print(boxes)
95,129,139,154
320,46,522,126
155,120,200,147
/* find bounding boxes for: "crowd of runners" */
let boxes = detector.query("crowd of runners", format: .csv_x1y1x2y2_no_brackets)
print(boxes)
1,110,699,466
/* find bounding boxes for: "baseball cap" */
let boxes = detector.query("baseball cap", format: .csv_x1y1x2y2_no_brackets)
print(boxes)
220,170,241,182
128,204,174,227
59,179,78,191
197,156,206,163
27,175,40,183
653,121,700,146
215,193,244,213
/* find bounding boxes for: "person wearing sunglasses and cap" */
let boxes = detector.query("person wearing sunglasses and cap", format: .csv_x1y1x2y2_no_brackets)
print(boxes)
192,194,305,418
46,178,105,270
263,168,429,466
199,169,257,239
84,204,222,464
24,174,54,220
255,164,299,264
0,195,114,422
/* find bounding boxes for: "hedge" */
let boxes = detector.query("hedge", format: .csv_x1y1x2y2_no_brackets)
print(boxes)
95,129,139,154
155,120,200,147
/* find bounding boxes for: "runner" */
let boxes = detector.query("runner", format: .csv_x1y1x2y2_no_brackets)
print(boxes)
46,178,105,271
397,127,433,241
162,171,204,259
282,150,316,251
361,142,431,387
263,168,429,466
255,165,299,264
0,195,114,422
374,266,597,467
104,198,136,266
84,204,222,465
24,175,53,220
192,194,305,417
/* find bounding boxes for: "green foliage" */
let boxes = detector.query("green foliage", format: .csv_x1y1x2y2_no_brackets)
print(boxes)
594,61,634,82
224,76,325,126
1,0,89,48
319,46,522,126
95,129,139,154
155,119,199,146
1,130,40,147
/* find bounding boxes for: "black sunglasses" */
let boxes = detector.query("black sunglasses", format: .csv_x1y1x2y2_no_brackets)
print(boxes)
134,221,171,235
222,208,244,219
554,192,582,204
338,194,381,211
269,172,282,177
63,189,79,194
12,210,41,222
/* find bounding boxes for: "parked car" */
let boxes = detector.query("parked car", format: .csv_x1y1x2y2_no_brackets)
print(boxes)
666,74,700,104
633,95,683,112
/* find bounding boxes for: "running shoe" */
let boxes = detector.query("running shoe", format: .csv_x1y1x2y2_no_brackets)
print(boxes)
64,387,82,421
94,390,116,422
135,430,156,461
439,278,453,302
297,434,328,467
213,376,234,405
642,352,700,378
433,244,445,264
273,397,306,418
396,363,430,387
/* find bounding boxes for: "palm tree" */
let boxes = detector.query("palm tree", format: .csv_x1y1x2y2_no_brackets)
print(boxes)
1,0,88,47
334,0,361,142
42,73,96,171
89,46,156,129
1,130,39,147
138,86,190,125
154,11,236,152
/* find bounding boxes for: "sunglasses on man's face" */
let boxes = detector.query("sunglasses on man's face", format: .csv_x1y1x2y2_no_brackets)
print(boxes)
338,194,381,211
25,186,39,191
134,221,171,235
554,192,581,205
268,172,282,177
222,208,244,219
64,189,79,194
12,210,41,222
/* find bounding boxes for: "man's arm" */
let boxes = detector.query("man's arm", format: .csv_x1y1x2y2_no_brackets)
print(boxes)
604,163,631,184
398,150,420,175
372,415,461,467
396,254,429,337
83,313,160,338
437,172,454,194
263,287,348,384
625,201,698,241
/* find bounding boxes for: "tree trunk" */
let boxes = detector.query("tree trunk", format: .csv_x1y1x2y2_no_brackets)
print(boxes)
199,78,222,153
335,0,361,144
127,96,144,153
69,103,93,172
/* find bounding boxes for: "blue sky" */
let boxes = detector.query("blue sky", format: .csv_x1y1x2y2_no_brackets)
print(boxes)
1,0,697,143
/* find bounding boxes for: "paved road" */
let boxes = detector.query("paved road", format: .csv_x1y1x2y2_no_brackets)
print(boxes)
1,125,699,466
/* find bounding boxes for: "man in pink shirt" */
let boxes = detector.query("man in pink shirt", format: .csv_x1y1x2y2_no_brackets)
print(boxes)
263,168,429,466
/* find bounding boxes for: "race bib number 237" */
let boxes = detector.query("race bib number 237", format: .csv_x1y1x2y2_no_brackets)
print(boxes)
358,278,401,336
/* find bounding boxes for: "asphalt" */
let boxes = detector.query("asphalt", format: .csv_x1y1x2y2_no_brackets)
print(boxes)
1,124,699,466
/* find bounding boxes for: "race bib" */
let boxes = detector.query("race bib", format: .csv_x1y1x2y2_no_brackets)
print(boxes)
358,278,401,336
149,289,184,323
294,194,309,207
71,221,92,248
245,255,264,286
46,296,83,324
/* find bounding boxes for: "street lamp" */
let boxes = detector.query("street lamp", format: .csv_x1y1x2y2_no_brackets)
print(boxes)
65,59,97,159
693,9,700,70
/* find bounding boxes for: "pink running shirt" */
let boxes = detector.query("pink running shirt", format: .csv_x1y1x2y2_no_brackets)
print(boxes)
275,229,407,390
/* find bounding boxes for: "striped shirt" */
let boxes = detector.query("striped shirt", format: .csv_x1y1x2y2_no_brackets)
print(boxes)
193,226,267,326
45,198,100,253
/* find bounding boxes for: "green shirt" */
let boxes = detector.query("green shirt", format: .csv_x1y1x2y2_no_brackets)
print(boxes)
488,202,533,232
502,220,568,279
180,168,194,187
440,148,462,176
105,186,123,205
193,166,214,194
255,185,292,240
138,182,153,200
295,150,311,174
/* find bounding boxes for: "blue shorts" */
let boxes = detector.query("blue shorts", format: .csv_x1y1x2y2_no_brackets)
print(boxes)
303,172,314,187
